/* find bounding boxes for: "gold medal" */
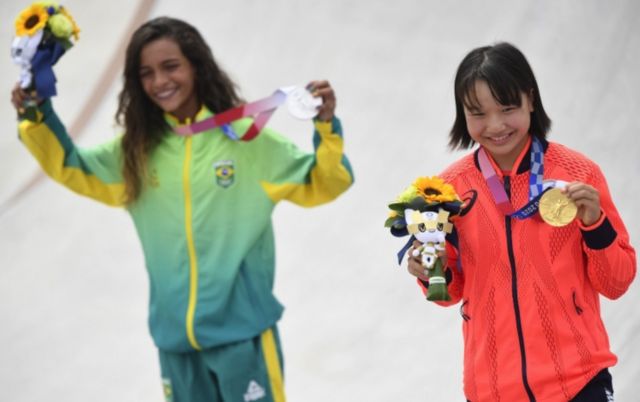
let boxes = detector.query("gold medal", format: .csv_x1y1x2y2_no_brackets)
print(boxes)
539,188,577,227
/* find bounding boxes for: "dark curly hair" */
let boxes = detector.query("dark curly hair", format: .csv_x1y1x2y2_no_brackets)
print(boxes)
116,16,243,203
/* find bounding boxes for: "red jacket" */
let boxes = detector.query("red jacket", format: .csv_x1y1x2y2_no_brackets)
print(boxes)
421,139,636,402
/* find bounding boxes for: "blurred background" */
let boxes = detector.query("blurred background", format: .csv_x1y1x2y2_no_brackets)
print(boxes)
1,0,638,400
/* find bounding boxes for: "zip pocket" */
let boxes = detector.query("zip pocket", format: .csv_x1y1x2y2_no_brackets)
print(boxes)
460,299,471,321
572,287,602,349
572,288,584,315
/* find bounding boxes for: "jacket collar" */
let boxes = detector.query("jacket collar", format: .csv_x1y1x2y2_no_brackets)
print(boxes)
163,105,211,129
473,135,549,175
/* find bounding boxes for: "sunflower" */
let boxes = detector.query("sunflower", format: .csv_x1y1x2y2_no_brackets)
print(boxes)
412,176,460,204
15,4,49,37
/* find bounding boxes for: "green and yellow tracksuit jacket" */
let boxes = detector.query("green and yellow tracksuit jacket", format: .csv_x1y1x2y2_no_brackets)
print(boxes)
18,100,354,352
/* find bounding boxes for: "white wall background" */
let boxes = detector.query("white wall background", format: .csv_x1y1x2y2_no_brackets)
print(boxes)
1,1,638,401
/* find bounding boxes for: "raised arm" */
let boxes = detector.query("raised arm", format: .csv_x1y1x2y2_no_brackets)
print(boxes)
13,85,126,207
259,81,354,206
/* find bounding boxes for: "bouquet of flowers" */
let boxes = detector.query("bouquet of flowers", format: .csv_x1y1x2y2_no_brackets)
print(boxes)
11,2,80,119
385,176,463,301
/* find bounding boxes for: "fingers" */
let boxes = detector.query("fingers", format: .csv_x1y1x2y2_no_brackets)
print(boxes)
307,80,336,121
10,83,42,114
407,252,428,280
11,83,28,112
563,182,601,226
407,243,442,281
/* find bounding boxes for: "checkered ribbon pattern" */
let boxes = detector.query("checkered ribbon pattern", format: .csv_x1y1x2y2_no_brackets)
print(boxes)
529,137,545,197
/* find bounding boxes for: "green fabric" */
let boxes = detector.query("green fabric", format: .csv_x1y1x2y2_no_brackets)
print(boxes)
18,103,353,352
158,327,284,402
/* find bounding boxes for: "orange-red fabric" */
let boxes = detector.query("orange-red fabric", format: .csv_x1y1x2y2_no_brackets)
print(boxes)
424,140,636,402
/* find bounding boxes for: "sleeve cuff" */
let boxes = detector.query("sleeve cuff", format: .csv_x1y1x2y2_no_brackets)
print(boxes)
25,98,53,124
313,116,342,137
580,212,617,250
38,98,53,115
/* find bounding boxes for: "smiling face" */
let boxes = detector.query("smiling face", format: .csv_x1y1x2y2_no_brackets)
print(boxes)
139,37,198,121
404,209,448,244
463,80,534,171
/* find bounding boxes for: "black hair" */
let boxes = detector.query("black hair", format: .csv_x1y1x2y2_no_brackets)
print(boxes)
449,42,551,150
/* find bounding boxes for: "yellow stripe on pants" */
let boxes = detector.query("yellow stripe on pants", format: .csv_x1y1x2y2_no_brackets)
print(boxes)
261,328,286,402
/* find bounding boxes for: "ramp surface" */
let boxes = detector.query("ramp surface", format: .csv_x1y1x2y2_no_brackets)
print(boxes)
1,1,638,400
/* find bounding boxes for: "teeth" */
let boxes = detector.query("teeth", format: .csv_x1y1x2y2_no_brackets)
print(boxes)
491,133,511,142
156,89,175,99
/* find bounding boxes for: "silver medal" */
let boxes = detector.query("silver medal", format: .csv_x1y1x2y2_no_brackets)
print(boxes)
285,86,322,120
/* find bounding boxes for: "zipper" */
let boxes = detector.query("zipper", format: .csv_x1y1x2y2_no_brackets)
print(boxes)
183,134,202,350
504,176,535,401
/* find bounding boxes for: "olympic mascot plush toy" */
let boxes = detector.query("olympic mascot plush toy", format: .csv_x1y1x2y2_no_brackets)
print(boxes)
385,176,463,301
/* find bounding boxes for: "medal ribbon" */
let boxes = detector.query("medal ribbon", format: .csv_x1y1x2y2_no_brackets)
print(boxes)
173,89,289,141
477,136,549,219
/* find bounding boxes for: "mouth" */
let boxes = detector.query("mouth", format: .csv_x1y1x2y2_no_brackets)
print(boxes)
154,88,177,101
487,131,514,145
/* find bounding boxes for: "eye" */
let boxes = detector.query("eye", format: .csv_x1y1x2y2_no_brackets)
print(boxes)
161,61,181,72
418,223,426,232
466,109,484,117
502,106,516,113
165,63,179,71
437,223,444,231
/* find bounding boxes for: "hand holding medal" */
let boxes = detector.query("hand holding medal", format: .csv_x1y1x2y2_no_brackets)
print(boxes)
10,2,79,120
304,80,335,122
478,137,601,228
561,181,602,226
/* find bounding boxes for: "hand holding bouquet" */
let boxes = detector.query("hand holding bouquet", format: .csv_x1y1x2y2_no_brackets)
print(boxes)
11,2,80,119
385,176,463,301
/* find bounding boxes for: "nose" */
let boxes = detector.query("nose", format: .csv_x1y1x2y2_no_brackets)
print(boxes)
152,71,169,88
486,114,506,134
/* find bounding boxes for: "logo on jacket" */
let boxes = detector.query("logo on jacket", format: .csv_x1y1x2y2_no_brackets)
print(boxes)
243,380,266,401
213,160,235,188
162,378,173,402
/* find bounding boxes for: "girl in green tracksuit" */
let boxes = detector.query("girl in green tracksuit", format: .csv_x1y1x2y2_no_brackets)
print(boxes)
12,16,353,402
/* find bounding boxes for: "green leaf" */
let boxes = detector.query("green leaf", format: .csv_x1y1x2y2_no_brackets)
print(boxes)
384,216,396,228
408,196,429,211
387,202,408,212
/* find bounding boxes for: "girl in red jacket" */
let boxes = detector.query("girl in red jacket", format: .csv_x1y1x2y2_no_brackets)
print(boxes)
407,42,636,402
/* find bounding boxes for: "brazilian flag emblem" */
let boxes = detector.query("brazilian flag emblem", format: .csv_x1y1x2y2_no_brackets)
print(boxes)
213,160,235,188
